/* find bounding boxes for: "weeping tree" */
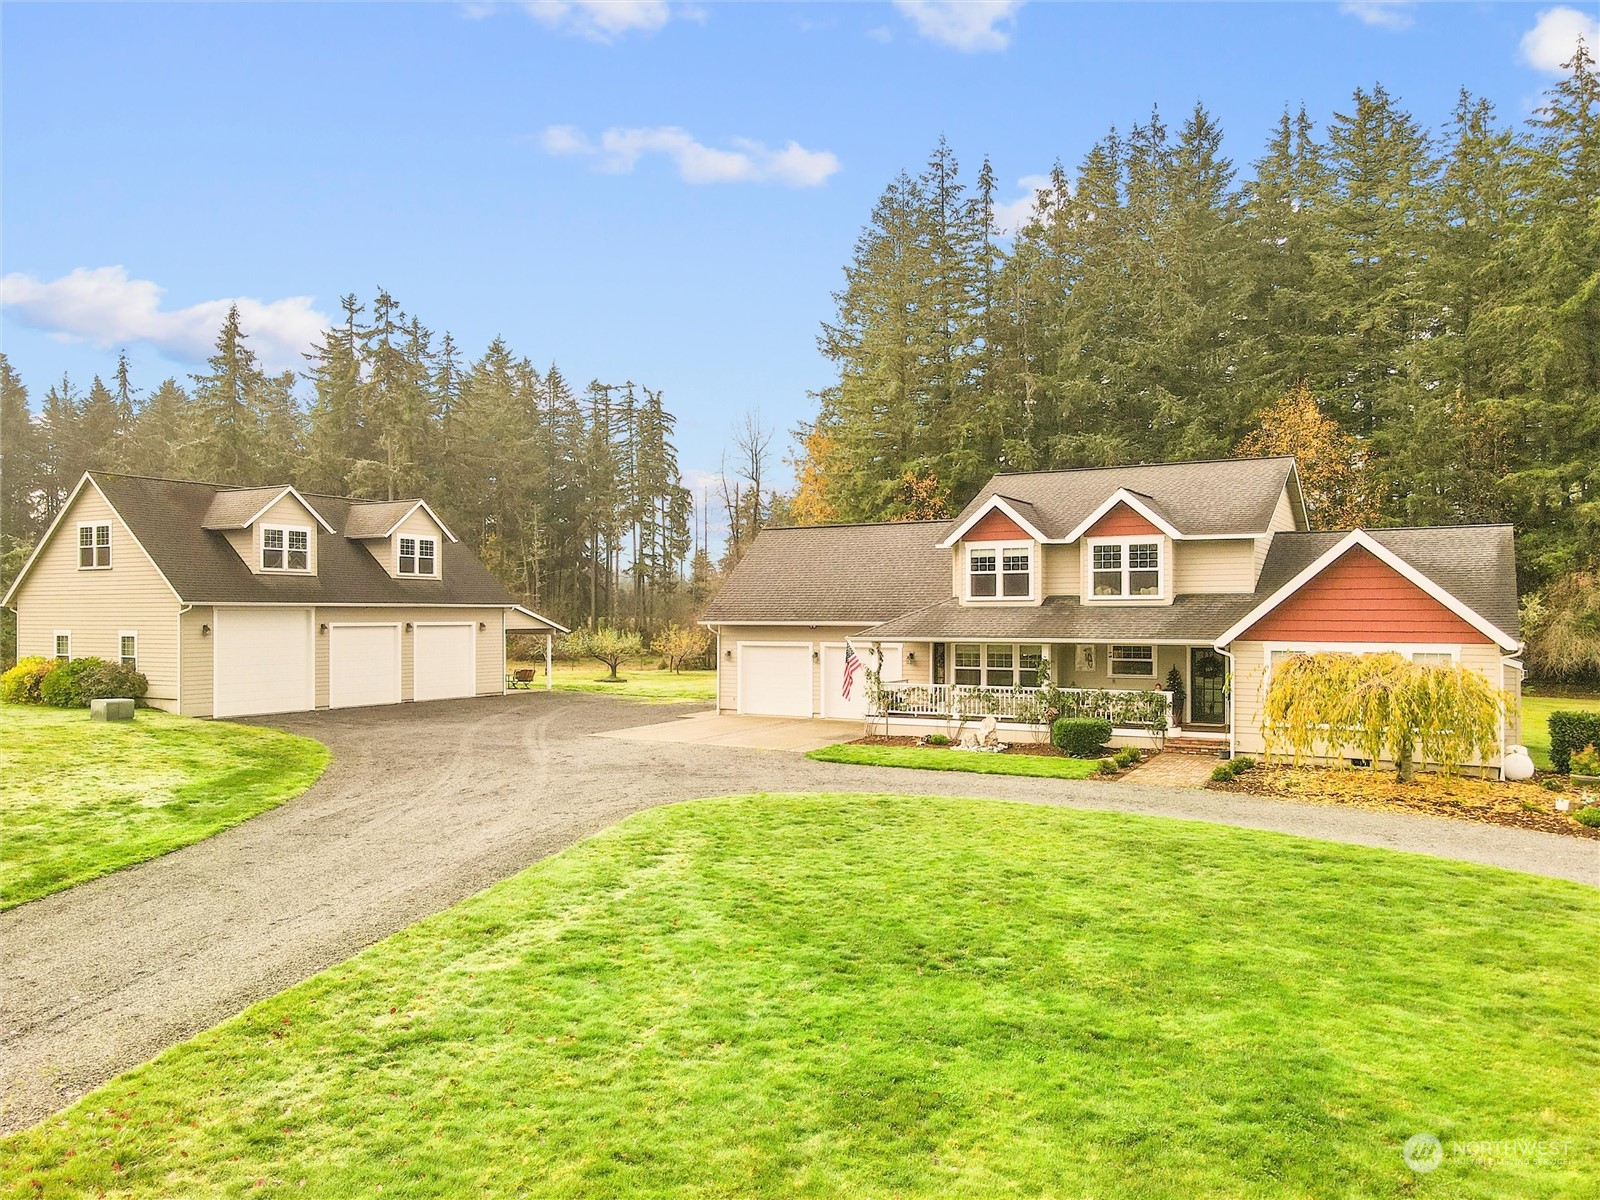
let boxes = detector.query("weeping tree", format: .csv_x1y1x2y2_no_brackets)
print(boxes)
1261,652,1505,780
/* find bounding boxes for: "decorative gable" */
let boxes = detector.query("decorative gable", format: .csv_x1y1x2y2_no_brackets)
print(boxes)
963,509,1031,542
1083,501,1163,539
1239,545,1492,644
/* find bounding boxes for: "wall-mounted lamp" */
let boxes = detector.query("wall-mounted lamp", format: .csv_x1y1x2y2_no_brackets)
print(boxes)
405,622,414,632
319,623,328,634
200,623,211,637
906,651,916,665
725,648,732,659
478,621,487,632
812,649,820,663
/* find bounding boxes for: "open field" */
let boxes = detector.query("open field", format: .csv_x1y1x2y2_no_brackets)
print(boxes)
809,741,1102,779
1522,693,1600,769
0,705,329,909
511,663,717,703
3,793,1594,1198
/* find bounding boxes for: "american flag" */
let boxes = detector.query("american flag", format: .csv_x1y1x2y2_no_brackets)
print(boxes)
841,640,863,700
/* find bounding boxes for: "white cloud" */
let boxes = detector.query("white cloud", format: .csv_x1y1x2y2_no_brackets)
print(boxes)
541,125,841,187
467,0,678,40
0,266,327,374
1521,6,1600,73
893,0,1023,51
992,173,1054,236
1339,1,1415,30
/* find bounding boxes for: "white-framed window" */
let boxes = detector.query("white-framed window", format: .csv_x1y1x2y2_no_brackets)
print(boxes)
1088,537,1164,600
262,526,310,571
1264,643,1463,684
119,632,138,670
1412,651,1457,667
398,535,438,576
951,643,1045,688
54,631,71,661
1109,644,1155,678
967,543,1032,600
78,523,111,569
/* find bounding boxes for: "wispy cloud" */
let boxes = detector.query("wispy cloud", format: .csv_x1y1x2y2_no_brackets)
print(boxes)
1521,6,1600,73
464,0,679,41
0,266,327,374
540,125,841,187
892,0,1023,51
1339,1,1415,30
992,174,1054,236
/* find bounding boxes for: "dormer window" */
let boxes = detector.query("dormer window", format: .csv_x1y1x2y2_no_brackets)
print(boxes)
399,535,437,576
968,544,1031,600
262,526,310,571
1089,538,1164,599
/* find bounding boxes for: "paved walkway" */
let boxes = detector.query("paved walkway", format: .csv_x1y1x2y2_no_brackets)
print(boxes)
3,692,1595,1134
1122,751,1220,789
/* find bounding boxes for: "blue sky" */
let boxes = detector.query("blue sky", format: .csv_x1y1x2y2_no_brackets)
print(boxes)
2,1,1592,492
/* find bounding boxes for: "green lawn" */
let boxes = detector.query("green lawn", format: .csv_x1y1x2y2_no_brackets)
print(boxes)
808,741,1102,779
0,704,329,909
5,794,1595,1199
1523,693,1600,769
520,664,716,703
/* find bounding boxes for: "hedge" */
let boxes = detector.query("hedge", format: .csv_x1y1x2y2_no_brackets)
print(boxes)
1548,710,1600,774
1052,716,1113,757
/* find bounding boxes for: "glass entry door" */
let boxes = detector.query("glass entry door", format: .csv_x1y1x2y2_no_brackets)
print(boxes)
1189,648,1228,726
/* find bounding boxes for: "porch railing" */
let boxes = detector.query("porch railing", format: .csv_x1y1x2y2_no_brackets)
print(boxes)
873,682,1173,730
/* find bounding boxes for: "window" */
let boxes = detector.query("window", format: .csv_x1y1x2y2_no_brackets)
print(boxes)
417,537,436,576
1001,548,1031,597
953,644,982,685
1109,644,1155,678
968,545,1030,599
1413,652,1455,667
78,523,111,569
1019,645,1044,688
262,526,310,571
54,632,71,661
968,549,997,597
951,643,1045,689
119,633,138,670
985,644,1014,687
398,535,437,575
1089,538,1164,600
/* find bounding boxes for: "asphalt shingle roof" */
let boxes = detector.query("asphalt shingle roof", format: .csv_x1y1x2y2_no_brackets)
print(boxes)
200,486,298,530
89,473,523,608
947,457,1303,540
868,594,1263,642
342,500,423,540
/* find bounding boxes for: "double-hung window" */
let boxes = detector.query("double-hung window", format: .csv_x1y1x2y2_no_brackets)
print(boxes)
398,535,437,576
1090,539,1163,599
1109,645,1155,678
78,523,111,569
953,644,983,685
119,633,138,670
262,527,309,571
968,545,1030,599
54,632,71,661
950,643,1046,689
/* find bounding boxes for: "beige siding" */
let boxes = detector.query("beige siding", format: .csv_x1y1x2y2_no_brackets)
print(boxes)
1253,488,1301,581
14,482,182,707
1043,543,1080,596
362,509,450,579
224,493,324,575
712,624,881,715
179,605,215,717
1047,642,1184,693
313,606,505,706
1173,540,1255,593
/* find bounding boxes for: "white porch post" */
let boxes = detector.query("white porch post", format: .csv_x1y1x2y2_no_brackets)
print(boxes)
545,632,553,691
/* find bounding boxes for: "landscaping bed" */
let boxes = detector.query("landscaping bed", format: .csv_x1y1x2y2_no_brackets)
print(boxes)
3,794,1595,1198
809,740,1106,780
1211,763,1600,839
849,734,1074,758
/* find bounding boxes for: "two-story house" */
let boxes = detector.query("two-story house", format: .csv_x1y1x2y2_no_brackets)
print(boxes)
3,471,566,718
702,457,1524,770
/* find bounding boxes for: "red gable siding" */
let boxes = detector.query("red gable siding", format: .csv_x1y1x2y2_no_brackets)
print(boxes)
1085,502,1162,538
1241,545,1490,644
965,508,1030,542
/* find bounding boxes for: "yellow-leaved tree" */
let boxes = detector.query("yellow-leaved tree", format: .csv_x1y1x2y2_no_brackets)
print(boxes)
1237,383,1380,530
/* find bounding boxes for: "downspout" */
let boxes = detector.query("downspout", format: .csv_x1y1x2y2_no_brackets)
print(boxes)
177,604,193,716
1500,647,1525,780
1212,642,1236,761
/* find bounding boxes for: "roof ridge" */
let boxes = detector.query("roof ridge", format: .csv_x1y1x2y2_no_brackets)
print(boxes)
761,518,952,530
1282,523,1516,535
90,472,429,508
986,455,1296,479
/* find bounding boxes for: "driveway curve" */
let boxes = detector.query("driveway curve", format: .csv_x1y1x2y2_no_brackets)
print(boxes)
3,692,1595,1133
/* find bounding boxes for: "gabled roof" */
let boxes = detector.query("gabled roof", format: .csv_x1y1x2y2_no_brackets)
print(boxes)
11,472,531,611
938,494,1052,547
1061,488,1184,542
200,484,337,534
944,457,1305,541
1217,526,1521,651
704,521,952,625
344,498,459,543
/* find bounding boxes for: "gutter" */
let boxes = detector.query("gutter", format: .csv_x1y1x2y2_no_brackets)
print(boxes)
1212,641,1237,760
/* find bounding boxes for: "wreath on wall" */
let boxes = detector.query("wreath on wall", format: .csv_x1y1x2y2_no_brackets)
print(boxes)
1193,655,1226,681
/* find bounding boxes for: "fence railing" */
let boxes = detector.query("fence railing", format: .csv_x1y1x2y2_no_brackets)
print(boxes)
873,682,1174,730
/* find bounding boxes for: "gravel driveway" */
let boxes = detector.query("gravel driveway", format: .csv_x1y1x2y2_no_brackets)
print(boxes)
4,692,1595,1133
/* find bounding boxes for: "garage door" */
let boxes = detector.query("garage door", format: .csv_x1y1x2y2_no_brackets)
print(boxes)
737,643,813,717
821,643,902,720
414,623,476,702
213,608,313,718
329,624,401,709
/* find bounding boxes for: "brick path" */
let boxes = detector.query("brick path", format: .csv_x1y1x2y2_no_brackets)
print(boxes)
1122,751,1221,789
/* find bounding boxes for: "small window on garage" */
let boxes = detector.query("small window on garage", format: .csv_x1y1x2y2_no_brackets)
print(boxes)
119,632,138,670
54,632,71,660
262,526,311,572
1413,651,1455,667
79,523,111,569
399,536,437,575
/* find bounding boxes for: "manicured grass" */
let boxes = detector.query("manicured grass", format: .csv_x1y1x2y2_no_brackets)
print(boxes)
4,794,1596,1198
0,704,329,909
515,663,716,703
1523,693,1600,769
808,741,1101,779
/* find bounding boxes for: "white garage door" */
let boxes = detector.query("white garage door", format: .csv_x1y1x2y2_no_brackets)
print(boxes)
821,643,902,720
414,623,476,702
737,643,813,717
213,608,313,719
329,624,401,709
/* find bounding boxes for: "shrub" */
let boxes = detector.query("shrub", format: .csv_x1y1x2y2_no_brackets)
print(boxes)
1231,756,1256,773
1549,712,1600,774
1575,806,1600,829
1095,758,1120,776
1052,716,1113,758
1113,747,1140,768
77,661,149,703
39,657,111,707
1542,777,1567,792
1,656,57,705
1571,744,1600,776
923,733,950,747
1210,763,1237,783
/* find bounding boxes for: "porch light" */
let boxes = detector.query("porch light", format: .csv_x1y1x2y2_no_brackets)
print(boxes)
812,650,819,663
405,622,414,632
479,621,487,631
201,623,211,637
906,651,916,665
319,623,328,634
725,648,732,659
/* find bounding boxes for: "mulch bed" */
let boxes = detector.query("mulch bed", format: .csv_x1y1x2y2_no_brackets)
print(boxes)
1211,766,1600,839
849,735,1076,759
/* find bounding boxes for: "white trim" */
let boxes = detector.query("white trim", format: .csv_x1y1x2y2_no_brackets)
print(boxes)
938,495,1051,548
53,629,71,660
1084,535,1167,603
237,486,337,535
701,620,882,628
513,604,571,634
1062,488,1184,543
1213,529,1520,652
962,540,1037,603
76,520,113,570
1107,643,1157,679
260,523,315,574
118,629,139,670
364,498,459,543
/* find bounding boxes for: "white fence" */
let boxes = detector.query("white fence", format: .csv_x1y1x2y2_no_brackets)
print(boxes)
873,682,1174,730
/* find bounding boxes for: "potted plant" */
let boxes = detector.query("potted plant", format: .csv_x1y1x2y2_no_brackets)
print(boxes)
1571,744,1600,786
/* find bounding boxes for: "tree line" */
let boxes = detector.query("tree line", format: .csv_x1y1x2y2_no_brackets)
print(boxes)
0,292,714,644
796,48,1598,598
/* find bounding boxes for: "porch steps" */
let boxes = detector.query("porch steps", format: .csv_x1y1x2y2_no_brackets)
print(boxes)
1163,736,1228,756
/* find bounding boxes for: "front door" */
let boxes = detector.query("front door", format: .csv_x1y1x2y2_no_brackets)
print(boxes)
1189,647,1228,726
